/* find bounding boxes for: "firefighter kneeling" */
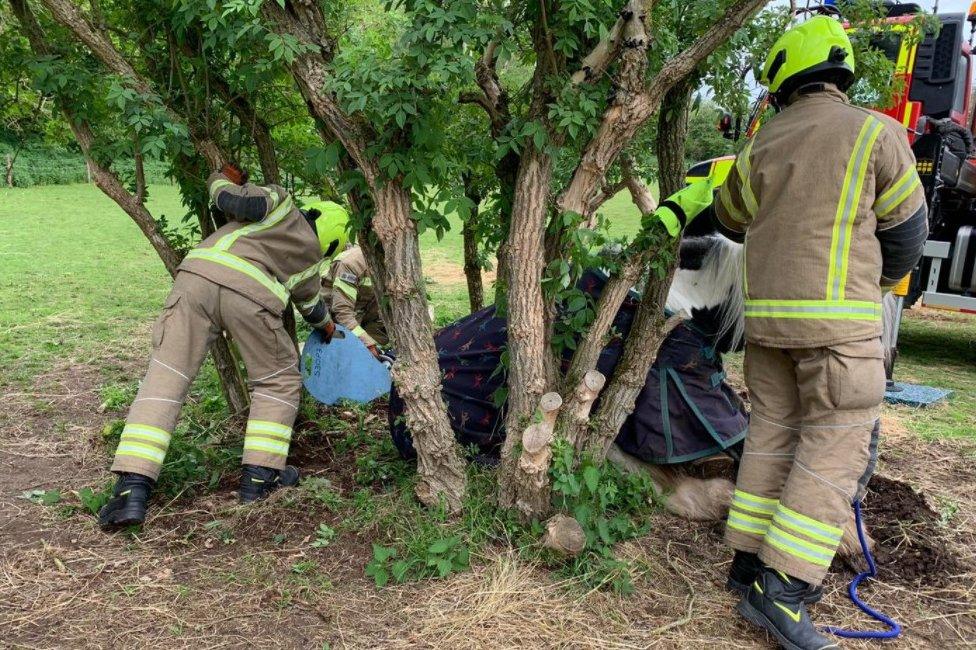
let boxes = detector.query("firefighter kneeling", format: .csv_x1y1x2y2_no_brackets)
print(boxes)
714,17,928,650
98,164,340,531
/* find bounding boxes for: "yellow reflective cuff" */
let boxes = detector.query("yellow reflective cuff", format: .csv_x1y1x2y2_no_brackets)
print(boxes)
774,505,842,540
728,513,769,537
185,249,289,306
719,183,747,225
736,141,758,217
116,441,166,464
733,489,778,512
352,325,367,338
334,278,358,301
875,169,921,218
243,437,290,457
209,178,235,201
246,420,293,440
285,261,323,291
121,424,171,445
765,525,835,567
827,116,883,300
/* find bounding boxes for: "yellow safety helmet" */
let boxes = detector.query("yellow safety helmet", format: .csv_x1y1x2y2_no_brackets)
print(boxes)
305,200,350,259
760,16,855,96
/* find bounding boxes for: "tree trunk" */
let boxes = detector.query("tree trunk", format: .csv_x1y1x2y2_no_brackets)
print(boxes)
656,79,694,201
5,150,16,187
498,146,560,514
371,183,467,511
512,392,563,518
461,174,484,312
263,4,467,510
583,83,694,460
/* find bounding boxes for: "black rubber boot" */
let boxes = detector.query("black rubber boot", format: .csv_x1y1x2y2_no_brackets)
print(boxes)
239,464,300,503
737,568,839,650
727,551,822,604
98,472,154,531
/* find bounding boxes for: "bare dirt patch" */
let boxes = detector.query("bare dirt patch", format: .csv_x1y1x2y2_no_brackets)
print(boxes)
862,475,964,585
424,260,496,288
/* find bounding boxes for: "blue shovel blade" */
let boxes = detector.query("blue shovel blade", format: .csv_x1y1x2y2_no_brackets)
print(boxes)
301,325,392,405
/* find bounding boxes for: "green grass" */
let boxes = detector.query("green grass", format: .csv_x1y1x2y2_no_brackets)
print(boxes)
888,312,976,440
0,183,642,380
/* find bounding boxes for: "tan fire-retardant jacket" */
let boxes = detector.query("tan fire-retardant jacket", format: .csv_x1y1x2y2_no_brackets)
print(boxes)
320,246,388,347
716,86,925,348
178,172,328,325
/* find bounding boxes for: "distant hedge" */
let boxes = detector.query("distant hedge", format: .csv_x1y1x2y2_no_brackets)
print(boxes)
1,144,172,187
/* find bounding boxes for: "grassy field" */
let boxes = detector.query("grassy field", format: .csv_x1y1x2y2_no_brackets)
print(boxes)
1,183,974,647
0,183,643,382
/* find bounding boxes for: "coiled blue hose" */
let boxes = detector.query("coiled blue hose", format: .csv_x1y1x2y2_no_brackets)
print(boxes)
823,499,902,640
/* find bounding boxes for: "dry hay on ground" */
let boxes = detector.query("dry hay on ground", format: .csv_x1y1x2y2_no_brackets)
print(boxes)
1,363,975,648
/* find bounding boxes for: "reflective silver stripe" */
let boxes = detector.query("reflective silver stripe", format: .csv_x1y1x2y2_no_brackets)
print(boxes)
828,116,883,300
214,194,294,251
874,170,921,217
744,300,882,320
285,261,322,291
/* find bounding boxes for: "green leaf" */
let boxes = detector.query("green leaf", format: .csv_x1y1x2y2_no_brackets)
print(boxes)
391,560,412,582
435,558,453,577
582,465,600,495
427,536,457,554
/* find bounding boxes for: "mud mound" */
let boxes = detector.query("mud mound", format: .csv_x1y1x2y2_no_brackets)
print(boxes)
860,475,964,585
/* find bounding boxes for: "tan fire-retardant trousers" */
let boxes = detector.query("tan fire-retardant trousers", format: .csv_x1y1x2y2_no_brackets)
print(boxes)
111,272,301,480
725,338,884,585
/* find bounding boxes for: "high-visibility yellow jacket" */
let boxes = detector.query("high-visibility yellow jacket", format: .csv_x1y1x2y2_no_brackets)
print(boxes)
715,85,925,348
178,172,328,326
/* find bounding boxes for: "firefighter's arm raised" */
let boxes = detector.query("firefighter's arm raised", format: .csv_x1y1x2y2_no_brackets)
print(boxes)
207,171,288,223
648,179,717,237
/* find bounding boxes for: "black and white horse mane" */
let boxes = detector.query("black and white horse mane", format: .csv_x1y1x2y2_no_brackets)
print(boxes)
667,235,745,353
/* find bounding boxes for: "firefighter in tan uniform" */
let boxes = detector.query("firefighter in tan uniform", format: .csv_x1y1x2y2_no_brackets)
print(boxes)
99,164,341,531
322,245,388,353
713,18,928,649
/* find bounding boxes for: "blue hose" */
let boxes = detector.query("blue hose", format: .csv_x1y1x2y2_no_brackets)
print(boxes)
823,499,902,640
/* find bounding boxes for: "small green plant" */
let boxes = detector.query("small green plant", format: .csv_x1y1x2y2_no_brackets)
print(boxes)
76,485,112,515
98,382,138,412
311,523,337,548
297,477,345,511
364,544,398,587
548,439,658,593
20,488,62,506
291,560,318,575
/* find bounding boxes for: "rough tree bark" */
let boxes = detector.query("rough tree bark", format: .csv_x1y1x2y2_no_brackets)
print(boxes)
511,392,563,518
655,79,695,200
461,40,520,303
460,172,485,312
552,0,768,463
262,1,466,510
5,150,18,187
371,183,467,510
584,82,696,461
498,145,561,512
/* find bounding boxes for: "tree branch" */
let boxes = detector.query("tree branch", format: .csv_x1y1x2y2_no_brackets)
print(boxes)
558,0,770,216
